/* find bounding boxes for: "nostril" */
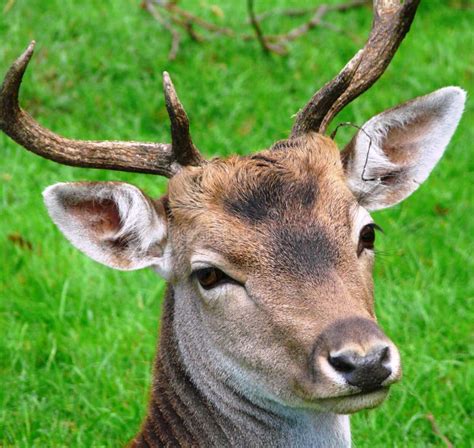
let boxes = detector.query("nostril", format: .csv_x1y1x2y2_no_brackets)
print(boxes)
379,346,390,363
328,354,355,373
326,347,393,392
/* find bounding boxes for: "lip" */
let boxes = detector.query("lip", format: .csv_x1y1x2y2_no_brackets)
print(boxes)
317,387,391,413
294,377,391,401
335,386,390,399
292,382,391,414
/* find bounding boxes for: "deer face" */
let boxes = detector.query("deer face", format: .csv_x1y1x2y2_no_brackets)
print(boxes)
41,82,465,414
165,134,399,414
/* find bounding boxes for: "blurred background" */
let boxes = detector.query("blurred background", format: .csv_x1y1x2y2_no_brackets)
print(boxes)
0,0,472,446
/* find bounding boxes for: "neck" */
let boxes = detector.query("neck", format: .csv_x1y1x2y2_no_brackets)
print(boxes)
132,286,351,447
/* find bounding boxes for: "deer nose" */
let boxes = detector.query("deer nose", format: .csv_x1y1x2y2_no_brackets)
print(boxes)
328,346,392,392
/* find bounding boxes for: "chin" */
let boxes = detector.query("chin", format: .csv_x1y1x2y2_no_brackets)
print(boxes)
318,388,390,414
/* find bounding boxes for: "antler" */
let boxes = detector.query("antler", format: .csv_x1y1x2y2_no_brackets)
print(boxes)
291,0,420,137
0,41,203,177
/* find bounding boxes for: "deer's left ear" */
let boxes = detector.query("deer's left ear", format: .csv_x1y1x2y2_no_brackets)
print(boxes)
342,87,466,211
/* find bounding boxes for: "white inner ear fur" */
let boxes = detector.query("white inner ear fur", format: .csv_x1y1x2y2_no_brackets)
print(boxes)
344,87,466,211
43,182,171,274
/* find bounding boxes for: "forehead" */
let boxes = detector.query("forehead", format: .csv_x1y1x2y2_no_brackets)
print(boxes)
168,134,356,271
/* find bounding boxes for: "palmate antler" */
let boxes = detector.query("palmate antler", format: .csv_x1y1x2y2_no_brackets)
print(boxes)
0,41,203,177
291,0,420,136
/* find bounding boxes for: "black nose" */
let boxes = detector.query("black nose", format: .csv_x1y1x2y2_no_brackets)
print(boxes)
328,346,391,392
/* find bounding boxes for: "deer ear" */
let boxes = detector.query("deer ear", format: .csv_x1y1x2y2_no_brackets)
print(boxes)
43,182,172,277
342,87,466,211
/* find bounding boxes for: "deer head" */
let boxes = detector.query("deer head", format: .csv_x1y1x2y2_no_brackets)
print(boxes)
1,0,465,426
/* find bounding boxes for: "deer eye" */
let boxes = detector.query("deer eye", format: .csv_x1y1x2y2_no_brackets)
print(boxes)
194,267,230,290
358,224,382,256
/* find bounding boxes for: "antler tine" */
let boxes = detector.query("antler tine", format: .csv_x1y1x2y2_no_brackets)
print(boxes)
163,71,203,167
291,0,420,137
0,42,203,177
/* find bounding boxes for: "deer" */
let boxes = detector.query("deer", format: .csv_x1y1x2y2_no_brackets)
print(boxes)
0,0,466,446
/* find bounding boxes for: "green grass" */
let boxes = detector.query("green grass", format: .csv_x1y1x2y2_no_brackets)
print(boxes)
0,0,473,446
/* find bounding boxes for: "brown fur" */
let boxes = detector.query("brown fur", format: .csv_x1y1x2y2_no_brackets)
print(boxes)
127,133,395,444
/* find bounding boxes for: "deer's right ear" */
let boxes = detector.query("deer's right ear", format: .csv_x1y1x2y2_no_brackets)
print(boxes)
43,182,172,277
341,87,466,211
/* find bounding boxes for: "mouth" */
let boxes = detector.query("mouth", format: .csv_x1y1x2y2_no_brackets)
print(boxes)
319,387,390,414
293,376,392,414
339,385,389,398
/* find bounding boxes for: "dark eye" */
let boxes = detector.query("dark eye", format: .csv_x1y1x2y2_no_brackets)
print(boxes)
358,224,381,256
194,267,229,290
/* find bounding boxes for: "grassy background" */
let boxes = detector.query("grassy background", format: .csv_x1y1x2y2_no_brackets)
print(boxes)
0,0,472,446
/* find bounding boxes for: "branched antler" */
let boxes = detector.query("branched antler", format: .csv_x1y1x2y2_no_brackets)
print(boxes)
0,41,202,177
0,1,421,176
291,0,420,136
